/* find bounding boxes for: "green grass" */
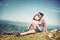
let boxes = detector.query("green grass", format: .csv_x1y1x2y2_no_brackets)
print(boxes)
0,30,60,40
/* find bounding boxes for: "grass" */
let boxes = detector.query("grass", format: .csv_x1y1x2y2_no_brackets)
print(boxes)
0,30,60,40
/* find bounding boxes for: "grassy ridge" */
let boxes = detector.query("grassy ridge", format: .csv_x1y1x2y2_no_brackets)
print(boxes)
0,29,60,40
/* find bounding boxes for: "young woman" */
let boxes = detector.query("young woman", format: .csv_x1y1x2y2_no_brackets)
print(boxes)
20,12,48,36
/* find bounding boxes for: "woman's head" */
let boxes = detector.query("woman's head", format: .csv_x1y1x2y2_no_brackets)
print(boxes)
38,12,44,18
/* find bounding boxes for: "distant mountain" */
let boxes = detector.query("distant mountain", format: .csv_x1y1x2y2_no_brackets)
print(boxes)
0,20,28,32
0,20,28,26
47,25,60,31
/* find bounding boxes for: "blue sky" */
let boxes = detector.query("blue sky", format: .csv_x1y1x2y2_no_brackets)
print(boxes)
0,0,60,26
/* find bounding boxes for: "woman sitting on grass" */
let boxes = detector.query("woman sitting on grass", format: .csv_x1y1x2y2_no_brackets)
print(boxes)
20,12,48,36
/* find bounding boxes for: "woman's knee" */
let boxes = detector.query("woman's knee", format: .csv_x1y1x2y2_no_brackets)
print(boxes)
30,21,35,25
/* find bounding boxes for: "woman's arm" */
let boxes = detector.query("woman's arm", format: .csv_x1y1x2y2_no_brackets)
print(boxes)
33,14,39,20
42,19,48,33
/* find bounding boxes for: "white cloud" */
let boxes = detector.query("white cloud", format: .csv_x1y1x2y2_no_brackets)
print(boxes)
45,8,60,12
0,3,2,6
57,8,60,9
5,3,10,7
0,3,11,7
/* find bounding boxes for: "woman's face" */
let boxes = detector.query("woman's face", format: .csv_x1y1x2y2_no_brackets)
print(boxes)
38,14,42,18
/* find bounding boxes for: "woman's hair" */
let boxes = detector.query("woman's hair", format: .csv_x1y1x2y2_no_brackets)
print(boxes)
38,12,44,17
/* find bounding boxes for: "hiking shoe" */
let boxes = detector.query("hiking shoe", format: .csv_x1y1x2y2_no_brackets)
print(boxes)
13,32,20,37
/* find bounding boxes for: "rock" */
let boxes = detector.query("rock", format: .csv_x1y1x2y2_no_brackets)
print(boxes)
50,29,57,33
48,29,57,38
48,29,59,38
48,33,53,38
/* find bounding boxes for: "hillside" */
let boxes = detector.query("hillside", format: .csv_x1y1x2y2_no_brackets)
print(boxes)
0,29,60,40
0,20,28,32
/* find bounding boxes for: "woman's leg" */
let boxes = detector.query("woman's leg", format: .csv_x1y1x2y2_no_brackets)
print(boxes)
20,30,36,36
20,21,37,36
27,21,36,30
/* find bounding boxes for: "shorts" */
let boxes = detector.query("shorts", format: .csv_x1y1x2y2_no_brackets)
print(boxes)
32,20,44,32
35,26,43,33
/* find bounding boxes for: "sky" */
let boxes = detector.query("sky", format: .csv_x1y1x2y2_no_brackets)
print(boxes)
0,0,60,26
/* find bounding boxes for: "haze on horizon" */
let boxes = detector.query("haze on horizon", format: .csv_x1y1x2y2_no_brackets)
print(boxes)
0,0,60,26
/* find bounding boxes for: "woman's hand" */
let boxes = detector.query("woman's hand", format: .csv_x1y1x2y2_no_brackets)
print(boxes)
46,29,49,34
33,14,39,20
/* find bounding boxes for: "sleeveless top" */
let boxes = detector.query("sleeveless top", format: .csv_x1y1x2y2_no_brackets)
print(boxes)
32,18,44,31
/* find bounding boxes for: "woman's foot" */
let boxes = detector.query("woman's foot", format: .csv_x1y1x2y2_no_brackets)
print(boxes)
13,32,20,37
